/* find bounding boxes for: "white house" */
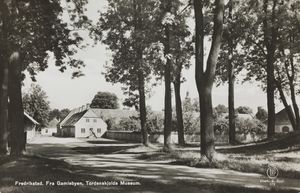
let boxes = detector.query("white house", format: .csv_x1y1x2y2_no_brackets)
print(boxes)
41,118,59,136
24,112,39,142
60,109,107,138
274,107,294,133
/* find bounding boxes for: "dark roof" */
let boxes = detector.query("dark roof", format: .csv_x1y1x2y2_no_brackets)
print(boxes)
61,110,87,127
275,106,294,125
91,108,138,120
24,111,39,125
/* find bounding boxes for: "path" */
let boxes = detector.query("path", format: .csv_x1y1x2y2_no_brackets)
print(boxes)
25,136,300,193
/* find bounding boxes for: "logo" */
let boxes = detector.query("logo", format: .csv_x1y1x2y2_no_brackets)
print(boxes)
266,166,279,179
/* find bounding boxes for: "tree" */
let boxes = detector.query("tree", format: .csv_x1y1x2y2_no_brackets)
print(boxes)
194,0,225,160
214,104,228,114
60,109,71,120
93,0,162,146
49,108,70,121
171,4,193,146
49,109,61,121
160,0,173,150
0,0,88,156
242,0,300,134
90,92,119,109
215,0,247,144
23,84,51,128
236,106,253,114
255,106,268,121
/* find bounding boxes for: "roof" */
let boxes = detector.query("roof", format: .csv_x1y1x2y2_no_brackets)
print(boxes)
91,108,138,120
219,113,253,120
275,106,294,125
24,111,39,125
61,110,87,127
47,118,59,128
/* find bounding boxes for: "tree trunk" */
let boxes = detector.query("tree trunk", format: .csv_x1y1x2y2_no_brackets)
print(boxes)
290,85,300,131
266,54,276,138
199,87,215,160
263,0,277,138
227,0,236,145
194,0,224,160
173,76,185,146
8,52,25,157
228,63,236,144
287,57,300,130
163,1,172,151
275,80,296,130
138,71,149,146
0,56,9,154
0,0,10,154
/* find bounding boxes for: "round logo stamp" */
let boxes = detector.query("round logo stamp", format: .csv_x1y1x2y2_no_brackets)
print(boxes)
266,166,279,179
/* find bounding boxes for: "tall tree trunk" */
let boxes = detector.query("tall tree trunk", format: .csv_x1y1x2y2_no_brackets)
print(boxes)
263,0,277,138
173,73,185,146
134,0,149,145
0,0,10,154
287,57,300,130
275,79,296,130
0,56,9,154
227,0,236,145
163,0,172,151
8,52,25,157
138,71,149,146
228,62,236,144
195,0,224,160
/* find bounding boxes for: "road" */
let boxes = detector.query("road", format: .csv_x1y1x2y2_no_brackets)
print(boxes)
24,136,300,193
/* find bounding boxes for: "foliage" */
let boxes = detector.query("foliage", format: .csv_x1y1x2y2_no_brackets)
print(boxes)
113,117,140,132
22,84,50,127
214,104,228,114
90,92,119,109
236,106,253,114
49,108,71,121
235,118,266,142
255,106,268,121
92,0,160,100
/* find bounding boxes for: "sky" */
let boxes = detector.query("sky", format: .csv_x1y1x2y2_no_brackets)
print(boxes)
22,0,285,113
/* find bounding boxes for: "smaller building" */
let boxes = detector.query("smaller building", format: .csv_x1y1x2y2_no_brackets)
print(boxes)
60,109,107,138
41,118,59,136
24,112,39,142
274,107,294,133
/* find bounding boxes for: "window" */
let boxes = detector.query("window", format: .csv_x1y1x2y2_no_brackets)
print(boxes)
45,129,48,133
81,128,86,133
97,128,101,133
86,118,89,122
282,126,290,133
94,119,97,123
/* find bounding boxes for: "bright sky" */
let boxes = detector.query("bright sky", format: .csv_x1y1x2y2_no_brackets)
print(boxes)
23,0,285,113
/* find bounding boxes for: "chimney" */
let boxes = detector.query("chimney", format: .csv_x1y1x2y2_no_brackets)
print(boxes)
86,103,90,110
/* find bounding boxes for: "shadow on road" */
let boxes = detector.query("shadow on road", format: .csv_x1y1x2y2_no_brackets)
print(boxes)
72,145,140,154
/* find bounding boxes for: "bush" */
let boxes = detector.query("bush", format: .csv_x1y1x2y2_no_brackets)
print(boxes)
236,118,267,142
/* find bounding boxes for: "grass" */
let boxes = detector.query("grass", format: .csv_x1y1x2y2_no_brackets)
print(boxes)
134,144,300,179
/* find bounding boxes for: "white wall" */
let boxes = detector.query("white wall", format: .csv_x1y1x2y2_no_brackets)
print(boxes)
275,124,293,133
41,127,57,136
74,110,107,138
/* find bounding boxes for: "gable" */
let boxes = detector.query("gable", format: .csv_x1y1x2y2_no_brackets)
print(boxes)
62,110,87,127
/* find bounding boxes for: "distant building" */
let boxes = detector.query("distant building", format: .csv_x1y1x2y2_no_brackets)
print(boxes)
274,107,294,133
24,112,39,142
59,105,138,138
41,118,59,136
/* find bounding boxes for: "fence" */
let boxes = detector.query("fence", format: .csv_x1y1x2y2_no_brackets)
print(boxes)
105,131,229,144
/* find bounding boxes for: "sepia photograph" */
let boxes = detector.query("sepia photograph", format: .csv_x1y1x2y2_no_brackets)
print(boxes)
0,0,300,192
